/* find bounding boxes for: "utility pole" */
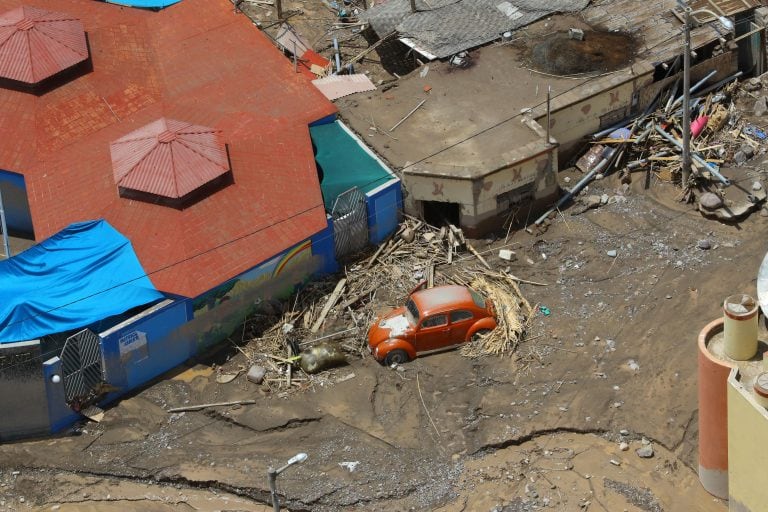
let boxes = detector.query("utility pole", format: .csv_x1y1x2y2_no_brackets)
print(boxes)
682,4,692,189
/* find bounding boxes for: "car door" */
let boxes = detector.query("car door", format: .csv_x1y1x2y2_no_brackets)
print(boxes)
414,313,449,353
449,309,475,343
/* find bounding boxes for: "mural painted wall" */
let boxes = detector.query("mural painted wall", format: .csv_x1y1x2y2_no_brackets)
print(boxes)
2,226,339,438
99,224,337,395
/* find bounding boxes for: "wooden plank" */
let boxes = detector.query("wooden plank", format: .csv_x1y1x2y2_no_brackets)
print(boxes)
311,278,347,333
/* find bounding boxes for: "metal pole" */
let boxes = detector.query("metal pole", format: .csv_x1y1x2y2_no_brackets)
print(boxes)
0,186,10,259
682,5,692,189
276,0,283,20
268,467,280,512
410,0,416,13
546,85,551,144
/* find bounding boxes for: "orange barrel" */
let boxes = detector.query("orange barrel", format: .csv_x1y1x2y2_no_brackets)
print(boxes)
698,318,735,499
723,294,758,361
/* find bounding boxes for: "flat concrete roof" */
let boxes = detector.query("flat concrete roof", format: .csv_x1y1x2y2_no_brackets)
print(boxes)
339,2,726,180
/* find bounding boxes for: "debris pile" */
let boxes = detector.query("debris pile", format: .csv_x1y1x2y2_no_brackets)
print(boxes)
542,72,768,225
229,217,536,391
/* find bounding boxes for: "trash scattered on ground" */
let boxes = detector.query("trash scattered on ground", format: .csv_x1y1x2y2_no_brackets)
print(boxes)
220,217,536,393
540,72,768,227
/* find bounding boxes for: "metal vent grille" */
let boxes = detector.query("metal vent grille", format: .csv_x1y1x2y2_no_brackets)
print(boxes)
331,187,368,258
61,329,104,405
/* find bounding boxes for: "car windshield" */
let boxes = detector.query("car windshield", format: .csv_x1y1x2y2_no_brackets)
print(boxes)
469,288,486,309
405,299,419,325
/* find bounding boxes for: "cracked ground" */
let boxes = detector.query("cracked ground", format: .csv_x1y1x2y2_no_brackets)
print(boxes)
1,173,761,511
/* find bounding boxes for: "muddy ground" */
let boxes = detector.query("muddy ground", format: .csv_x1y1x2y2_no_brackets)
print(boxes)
3,3,768,511
3,168,765,511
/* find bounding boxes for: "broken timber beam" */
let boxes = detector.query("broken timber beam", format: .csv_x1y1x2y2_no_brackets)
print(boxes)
311,278,347,333
168,400,256,413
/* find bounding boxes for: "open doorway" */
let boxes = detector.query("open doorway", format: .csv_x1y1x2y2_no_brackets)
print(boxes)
422,200,460,227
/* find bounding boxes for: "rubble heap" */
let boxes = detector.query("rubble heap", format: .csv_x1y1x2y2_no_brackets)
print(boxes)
230,218,535,392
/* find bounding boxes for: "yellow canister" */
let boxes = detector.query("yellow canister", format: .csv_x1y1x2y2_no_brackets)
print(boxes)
723,294,758,361
754,373,768,409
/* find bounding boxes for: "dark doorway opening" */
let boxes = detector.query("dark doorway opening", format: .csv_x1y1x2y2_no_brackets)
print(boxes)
422,200,460,227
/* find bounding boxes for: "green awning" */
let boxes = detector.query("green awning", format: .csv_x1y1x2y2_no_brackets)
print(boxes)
310,120,394,209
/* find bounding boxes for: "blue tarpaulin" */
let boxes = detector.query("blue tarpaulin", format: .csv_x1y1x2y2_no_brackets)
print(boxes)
0,220,163,343
104,0,181,8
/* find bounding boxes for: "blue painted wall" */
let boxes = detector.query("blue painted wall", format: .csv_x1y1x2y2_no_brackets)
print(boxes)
366,181,403,244
98,226,337,394
0,170,34,236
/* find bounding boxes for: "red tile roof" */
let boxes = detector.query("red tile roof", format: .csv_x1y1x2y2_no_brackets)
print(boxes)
0,5,88,83
0,0,337,297
110,117,229,199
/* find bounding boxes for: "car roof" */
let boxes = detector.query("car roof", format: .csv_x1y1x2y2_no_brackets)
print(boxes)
410,285,479,315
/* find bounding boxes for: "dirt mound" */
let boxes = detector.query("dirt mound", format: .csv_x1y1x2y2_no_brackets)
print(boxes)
530,30,635,75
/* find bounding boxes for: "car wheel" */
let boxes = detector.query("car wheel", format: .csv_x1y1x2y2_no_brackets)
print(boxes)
384,349,409,366
471,329,492,342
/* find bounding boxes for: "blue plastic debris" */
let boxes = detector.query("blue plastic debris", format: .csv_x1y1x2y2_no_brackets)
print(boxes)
539,306,551,316
745,124,767,140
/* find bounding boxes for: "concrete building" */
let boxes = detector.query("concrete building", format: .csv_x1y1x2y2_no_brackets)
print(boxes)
0,0,400,439
698,311,768,511
344,0,764,235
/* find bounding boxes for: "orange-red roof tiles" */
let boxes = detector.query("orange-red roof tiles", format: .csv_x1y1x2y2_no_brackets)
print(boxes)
0,0,338,297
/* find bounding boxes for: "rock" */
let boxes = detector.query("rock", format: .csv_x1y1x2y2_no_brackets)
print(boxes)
753,181,764,192
400,228,415,243
636,444,654,458
745,77,762,92
246,365,267,384
606,250,617,258
699,192,723,210
761,207,768,217
697,239,712,250
610,459,621,466
498,249,517,261
300,343,347,374
594,173,604,180
564,176,572,184
734,150,748,165
739,144,756,160
600,193,609,205
619,442,629,451
281,323,294,334
619,429,629,436
628,359,640,371
754,95,768,116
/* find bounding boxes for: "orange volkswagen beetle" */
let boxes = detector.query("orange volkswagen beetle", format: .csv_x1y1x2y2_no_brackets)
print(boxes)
368,285,497,365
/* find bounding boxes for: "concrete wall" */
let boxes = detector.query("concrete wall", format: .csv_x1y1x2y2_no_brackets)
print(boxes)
727,369,768,512
403,138,557,235
533,49,738,167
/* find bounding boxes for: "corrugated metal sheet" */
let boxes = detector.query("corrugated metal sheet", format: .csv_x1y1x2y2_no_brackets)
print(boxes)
110,118,230,199
0,6,88,84
361,0,590,59
312,74,377,101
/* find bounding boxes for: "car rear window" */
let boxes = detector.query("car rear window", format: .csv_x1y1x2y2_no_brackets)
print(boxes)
450,310,474,323
469,289,486,309
406,299,420,324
